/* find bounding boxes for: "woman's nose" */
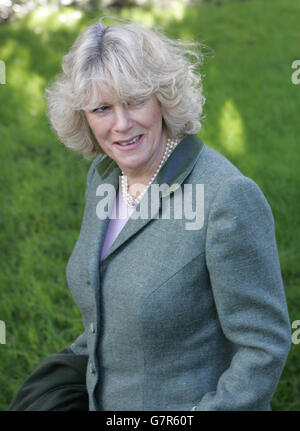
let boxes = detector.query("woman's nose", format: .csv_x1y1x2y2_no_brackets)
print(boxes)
113,105,132,133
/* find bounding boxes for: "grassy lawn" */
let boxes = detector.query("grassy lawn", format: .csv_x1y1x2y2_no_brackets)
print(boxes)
0,0,299,410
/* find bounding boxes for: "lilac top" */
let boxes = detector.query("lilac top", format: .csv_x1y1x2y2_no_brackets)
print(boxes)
100,187,135,261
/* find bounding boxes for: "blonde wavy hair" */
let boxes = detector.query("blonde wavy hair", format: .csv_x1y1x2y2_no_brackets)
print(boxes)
45,17,205,159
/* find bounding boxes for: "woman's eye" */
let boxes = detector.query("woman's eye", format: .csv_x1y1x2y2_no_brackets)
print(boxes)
93,106,109,113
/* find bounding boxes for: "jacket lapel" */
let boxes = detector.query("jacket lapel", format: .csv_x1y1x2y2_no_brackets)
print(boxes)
93,134,204,263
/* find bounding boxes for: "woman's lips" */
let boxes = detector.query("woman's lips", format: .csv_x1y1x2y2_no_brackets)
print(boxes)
113,135,144,151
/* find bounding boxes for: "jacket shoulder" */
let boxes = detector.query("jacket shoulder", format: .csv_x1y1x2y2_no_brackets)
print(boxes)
86,154,103,187
189,143,272,213
192,143,244,186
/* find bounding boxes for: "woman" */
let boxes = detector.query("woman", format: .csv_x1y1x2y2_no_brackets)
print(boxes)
9,17,291,411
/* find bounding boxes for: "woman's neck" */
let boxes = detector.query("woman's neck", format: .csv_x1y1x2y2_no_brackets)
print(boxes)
121,135,168,198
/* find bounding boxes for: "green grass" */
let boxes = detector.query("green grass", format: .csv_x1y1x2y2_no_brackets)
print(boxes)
0,0,299,410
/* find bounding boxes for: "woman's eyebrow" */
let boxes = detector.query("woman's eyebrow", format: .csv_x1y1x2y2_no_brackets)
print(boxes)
91,102,109,110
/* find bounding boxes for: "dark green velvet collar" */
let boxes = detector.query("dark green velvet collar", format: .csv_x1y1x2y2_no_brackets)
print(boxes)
95,134,204,197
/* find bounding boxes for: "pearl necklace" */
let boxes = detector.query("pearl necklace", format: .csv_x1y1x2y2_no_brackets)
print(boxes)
121,137,179,208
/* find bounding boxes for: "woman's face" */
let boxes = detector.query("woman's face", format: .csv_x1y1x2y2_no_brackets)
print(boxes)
84,92,167,178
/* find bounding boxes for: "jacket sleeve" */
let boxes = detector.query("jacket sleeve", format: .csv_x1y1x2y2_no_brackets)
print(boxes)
65,155,102,355
195,175,291,410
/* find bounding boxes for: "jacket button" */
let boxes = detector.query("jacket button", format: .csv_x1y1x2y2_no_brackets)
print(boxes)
87,280,91,286
89,362,96,374
90,322,95,333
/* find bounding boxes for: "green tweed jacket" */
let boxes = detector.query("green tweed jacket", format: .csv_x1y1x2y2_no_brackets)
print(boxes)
9,134,291,411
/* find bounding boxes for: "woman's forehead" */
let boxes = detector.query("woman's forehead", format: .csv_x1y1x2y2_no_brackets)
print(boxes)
96,89,119,104
83,84,149,107
81,84,118,107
